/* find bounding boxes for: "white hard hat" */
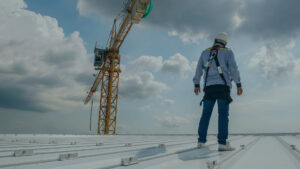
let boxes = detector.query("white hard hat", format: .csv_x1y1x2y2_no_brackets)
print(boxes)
215,32,228,45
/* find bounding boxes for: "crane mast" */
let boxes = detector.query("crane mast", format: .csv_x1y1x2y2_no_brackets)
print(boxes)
84,0,152,134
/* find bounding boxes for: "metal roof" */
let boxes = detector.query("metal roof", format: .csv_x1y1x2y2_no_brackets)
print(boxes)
0,134,299,169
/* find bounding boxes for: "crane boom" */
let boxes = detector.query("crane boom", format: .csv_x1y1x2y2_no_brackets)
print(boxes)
84,71,103,105
84,0,152,134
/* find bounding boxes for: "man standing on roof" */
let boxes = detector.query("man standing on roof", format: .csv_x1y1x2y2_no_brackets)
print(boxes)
193,32,243,151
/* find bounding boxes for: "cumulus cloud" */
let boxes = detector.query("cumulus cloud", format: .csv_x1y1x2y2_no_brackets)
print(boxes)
129,55,163,72
161,53,192,75
118,53,192,99
249,41,296,80
128,53,192,76
157,112,189,128
0,0,93,113
119,72,168,99
168,30,207,44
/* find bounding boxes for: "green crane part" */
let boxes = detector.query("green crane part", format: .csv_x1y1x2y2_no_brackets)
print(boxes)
142,0,153,18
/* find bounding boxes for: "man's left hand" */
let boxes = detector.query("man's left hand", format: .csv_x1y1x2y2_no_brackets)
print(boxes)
237,87,243,96
194,87,200,95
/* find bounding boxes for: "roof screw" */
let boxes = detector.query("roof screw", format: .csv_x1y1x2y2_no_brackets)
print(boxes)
290,145,296,150
207,160,219,169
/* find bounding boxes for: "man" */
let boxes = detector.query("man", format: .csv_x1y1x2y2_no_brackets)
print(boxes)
193,32,243,151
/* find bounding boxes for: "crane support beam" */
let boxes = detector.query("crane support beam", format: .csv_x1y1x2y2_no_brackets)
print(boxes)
118,23,133,50
84,71,104,105
98,52,120,134
110,0,136,50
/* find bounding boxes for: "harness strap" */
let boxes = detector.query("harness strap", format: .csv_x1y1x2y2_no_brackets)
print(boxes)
213,52,228,87
203,46,222,90
200,45,229,106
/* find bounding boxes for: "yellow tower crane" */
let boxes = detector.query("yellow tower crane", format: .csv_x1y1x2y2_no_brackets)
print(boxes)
84,0,153,134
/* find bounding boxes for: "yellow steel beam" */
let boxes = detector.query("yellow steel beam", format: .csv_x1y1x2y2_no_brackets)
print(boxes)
97,52,120,134
111,0,136,50
84,70,103,105
117,23,133,50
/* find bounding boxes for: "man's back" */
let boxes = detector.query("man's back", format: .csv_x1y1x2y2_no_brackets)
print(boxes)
193,47,241,89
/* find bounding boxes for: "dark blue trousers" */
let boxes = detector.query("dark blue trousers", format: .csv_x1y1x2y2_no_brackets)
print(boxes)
198,99,229,145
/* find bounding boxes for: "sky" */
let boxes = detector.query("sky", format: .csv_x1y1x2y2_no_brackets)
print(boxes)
0,0,300,135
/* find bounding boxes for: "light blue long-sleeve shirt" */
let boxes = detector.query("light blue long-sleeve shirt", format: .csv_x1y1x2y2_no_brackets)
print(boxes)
193,47,241,88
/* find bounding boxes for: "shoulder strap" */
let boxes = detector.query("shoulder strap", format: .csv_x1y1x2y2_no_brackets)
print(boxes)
203,46,220,89
203,46,228,90
214,54,228,86
203,59,211,89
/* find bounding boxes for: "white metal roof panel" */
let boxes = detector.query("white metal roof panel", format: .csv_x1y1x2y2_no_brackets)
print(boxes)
0,134,299,169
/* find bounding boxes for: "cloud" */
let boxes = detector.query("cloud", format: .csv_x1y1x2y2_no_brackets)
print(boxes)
0,0,93,113
119,53,192,100
191,61,198,71
294,59,300,77
117,123,130,133
168,30,207,44
249,40,296,80
128,53,193,76
157,112,189,128
138,105,151,112
238,0,300,40
162,99,175,106
119,72,168,99
0,84,45,112
77,0,240,43
230,82,300,133
77,0,123,19
129,55,163,72
77,0,300,44
161,53,192,75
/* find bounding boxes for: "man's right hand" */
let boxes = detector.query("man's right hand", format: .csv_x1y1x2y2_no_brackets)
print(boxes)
237,87,243,96
194,87,200,95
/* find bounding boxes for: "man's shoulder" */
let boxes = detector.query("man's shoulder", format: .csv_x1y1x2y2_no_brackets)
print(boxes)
221,47,231,51
203,47,212,52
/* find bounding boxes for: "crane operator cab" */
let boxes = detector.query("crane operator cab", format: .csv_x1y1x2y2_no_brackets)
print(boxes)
94,46,108,70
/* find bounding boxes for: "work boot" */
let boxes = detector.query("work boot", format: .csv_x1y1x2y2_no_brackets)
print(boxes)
218,142,235,151
197,142,205,149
